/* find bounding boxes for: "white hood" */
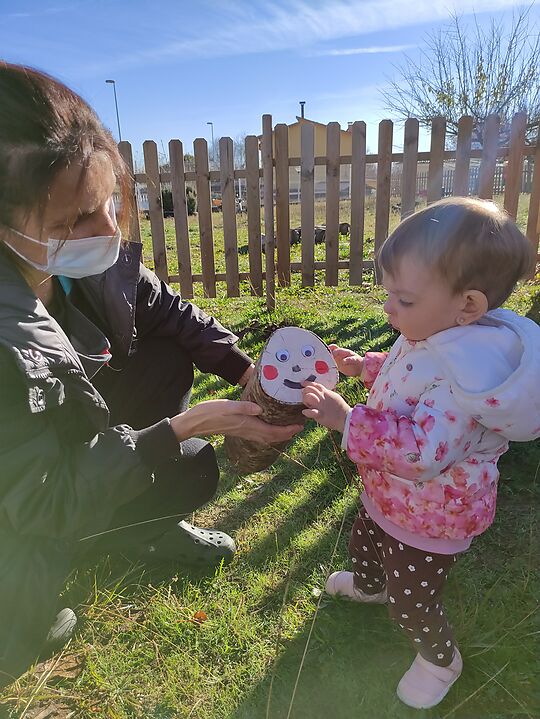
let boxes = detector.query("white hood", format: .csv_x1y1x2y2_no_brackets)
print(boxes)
426,309,540,442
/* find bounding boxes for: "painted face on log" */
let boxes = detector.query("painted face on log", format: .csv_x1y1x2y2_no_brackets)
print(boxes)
260,327,338,403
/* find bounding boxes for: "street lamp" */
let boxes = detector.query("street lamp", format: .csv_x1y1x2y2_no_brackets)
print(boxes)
105,79,122,142
206,121,215,163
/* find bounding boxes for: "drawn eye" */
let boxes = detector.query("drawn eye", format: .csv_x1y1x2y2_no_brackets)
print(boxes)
275,349,290,362
302,345,315,358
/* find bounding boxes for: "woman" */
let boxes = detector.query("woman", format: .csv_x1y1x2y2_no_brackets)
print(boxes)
0,62,301,685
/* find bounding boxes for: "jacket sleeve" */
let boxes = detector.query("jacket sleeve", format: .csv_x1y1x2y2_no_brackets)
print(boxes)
346,379,484,482
0,350,181,540
360,351,389,389
134,264,252,384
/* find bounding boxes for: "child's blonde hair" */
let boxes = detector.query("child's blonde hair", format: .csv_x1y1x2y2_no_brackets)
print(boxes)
378,197,535,309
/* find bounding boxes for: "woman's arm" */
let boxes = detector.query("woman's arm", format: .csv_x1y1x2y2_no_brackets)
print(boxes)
134,264,252,384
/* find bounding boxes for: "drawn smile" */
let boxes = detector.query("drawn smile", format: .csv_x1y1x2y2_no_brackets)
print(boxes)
283,374,316,389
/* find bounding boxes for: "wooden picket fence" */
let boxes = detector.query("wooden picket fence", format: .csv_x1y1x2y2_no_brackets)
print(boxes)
119,112,540,310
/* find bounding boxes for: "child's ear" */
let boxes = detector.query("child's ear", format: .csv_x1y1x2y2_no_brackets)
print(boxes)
457,290,489,325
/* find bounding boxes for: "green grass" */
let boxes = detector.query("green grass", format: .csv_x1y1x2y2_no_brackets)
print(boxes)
1,200,539,719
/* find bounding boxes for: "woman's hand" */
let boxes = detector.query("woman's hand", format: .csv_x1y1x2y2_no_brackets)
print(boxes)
328,344,364,377
170,399,303,444
301,381,351,433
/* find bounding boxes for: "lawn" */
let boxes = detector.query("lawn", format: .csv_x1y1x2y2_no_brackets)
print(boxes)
1,199,538,719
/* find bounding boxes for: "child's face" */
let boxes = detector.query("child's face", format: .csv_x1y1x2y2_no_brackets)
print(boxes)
382,255,465,341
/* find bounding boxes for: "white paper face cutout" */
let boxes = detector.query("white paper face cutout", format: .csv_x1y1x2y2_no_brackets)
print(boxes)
259,327,338,403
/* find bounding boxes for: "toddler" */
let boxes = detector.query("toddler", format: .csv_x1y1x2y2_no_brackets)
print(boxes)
302,197,540,709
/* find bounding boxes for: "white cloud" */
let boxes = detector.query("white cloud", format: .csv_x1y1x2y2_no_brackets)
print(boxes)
81,0,529,75
317,44,416,56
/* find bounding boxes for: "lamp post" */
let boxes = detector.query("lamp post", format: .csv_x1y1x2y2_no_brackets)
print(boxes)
206,121,215,163
105,79,122,142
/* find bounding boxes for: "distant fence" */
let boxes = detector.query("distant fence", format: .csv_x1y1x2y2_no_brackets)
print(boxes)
119,112,540,309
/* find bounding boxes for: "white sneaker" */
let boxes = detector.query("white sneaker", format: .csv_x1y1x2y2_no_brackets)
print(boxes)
325,571,387,603
396,648,463,709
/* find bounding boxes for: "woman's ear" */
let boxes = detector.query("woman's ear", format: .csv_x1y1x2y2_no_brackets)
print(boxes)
457,290,489,326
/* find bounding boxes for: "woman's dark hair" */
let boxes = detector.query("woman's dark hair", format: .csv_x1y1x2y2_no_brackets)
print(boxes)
0,62,131,232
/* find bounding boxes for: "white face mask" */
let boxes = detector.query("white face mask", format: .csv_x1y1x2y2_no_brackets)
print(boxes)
4,200,122,279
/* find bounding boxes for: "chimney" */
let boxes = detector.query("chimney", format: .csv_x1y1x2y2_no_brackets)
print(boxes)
299,100,306,119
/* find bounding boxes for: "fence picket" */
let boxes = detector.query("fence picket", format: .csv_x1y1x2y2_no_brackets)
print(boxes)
194,138,216,297
143,140,168,281
401,118,419,218
349,121,366,285
454,116,473,197
245,135,263,295
169,139,193,298
325,122,340,286
504,112,527,219
220,136,240,296
427,117,446,204
478,114,500,199
262,114,275,309
118,141,141,244
375,120,393,279
301,122,315,287
275,123,291,286
526,128,540,260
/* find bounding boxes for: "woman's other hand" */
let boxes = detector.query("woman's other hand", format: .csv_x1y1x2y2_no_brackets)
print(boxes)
170,399,303,444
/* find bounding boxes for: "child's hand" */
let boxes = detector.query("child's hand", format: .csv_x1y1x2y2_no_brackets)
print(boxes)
301,381,351,433
329,344,364,377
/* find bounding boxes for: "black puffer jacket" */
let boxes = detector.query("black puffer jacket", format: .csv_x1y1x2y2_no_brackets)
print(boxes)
0,242,250,605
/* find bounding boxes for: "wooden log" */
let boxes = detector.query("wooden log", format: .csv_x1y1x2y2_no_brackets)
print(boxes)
225,327,337,474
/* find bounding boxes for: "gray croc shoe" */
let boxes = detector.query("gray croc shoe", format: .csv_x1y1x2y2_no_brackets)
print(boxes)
46,608,77,646
144,520,236,566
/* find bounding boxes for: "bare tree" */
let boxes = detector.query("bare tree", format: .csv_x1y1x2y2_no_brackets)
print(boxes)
233,132,248,168
383,8,540,146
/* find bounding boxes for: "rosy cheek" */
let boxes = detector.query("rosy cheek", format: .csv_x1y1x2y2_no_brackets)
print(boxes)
263,364,278,380
315,360,329,374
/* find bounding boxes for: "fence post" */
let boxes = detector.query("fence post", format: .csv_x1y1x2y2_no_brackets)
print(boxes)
261,114,275,310
374,120,393,281
143,140,168,282
118,141,141,244
169,139,193,298
220,136,240,297
401,118,419,218
275,123,290,286
301,122,315,287
427,117,446,204
478,114,500,199
325,122,340,286
504,112,527,219
349,121,366,285
454,116,473,197
526,127,540,264
194,138,216,297
245,135,263,295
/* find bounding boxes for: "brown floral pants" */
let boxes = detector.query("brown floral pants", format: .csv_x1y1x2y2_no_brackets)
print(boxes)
349,506,458,666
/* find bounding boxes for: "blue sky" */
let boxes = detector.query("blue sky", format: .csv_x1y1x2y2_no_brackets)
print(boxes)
1,0,538,166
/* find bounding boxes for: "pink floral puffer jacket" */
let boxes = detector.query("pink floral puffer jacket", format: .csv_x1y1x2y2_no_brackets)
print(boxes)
344,310,540,541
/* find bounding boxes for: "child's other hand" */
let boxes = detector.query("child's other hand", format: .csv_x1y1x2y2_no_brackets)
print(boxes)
329,344,364,377
301,381,351,432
